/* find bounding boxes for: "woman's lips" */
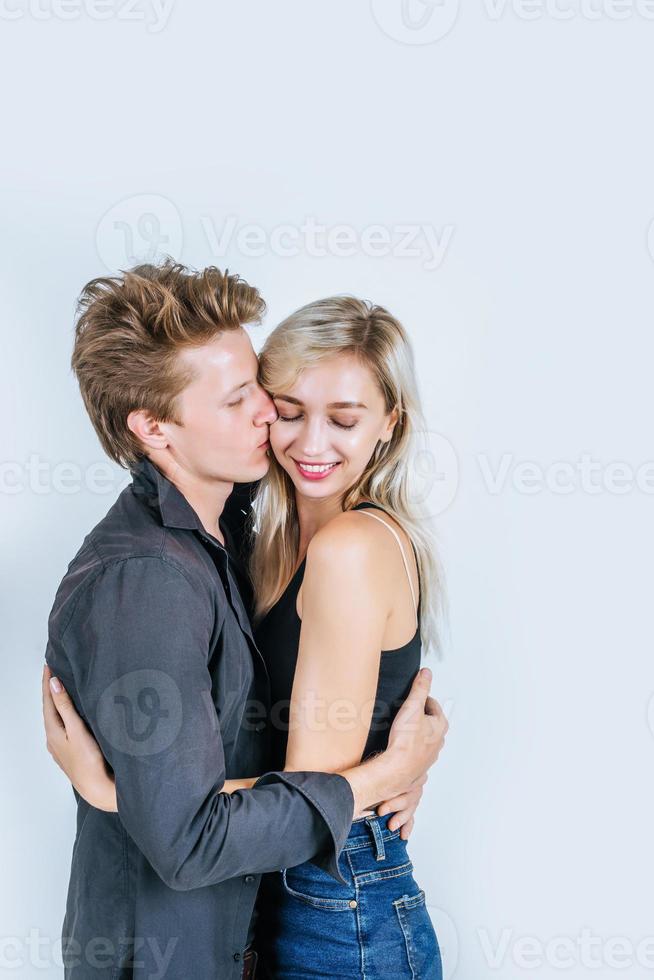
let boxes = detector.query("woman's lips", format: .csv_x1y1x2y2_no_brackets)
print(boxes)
293,459,341,481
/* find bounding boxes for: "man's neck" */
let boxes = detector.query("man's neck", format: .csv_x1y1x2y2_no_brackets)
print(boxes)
149,452,233,545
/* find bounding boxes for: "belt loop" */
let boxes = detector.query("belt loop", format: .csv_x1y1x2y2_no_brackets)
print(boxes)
364,816,386,861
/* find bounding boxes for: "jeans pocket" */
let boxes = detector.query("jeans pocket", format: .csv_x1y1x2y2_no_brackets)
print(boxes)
394,890,443,979
281,867,356,912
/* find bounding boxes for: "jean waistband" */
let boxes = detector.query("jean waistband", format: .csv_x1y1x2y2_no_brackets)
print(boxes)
343,811,400,852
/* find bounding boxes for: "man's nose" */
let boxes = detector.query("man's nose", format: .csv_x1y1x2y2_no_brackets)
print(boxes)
254,388,278,426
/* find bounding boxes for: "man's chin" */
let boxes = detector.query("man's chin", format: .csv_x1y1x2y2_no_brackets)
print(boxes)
231,454,271,484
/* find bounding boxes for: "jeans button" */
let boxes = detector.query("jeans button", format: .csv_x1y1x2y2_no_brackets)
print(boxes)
244,875,255,883
233,952,241,961
349,899,358,909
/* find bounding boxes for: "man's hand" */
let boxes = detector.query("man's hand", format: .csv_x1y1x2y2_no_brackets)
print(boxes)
385,667,448,791
340,667,448,819
376,772,428,840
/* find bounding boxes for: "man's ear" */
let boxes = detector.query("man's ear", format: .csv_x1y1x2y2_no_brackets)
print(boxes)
127,409,170,453
380,406,400,444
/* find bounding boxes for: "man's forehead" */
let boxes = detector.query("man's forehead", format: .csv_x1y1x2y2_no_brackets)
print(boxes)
180,329,258,385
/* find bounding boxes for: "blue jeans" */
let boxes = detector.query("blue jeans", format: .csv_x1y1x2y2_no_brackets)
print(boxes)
256,812,442,978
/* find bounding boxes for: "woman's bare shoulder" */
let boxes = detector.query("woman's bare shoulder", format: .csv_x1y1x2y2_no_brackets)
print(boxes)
306,507,402,569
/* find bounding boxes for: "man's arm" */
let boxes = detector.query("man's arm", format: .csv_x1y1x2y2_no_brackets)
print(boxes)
46,555,355,890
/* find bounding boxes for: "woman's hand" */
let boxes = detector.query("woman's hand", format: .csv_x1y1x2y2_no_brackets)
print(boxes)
42,664,118,813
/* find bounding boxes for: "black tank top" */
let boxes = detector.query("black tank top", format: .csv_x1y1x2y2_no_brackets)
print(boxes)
253,502,422,771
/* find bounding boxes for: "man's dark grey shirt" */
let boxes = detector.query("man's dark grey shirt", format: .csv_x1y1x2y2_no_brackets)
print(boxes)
45,456,355,979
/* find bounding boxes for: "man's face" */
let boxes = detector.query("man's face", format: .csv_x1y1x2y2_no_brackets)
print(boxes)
158,328,277,485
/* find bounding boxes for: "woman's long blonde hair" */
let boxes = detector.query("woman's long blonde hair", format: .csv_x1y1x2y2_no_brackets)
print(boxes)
249,296,447,657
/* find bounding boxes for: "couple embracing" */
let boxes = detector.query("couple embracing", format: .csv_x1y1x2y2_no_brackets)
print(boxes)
42,260,449,979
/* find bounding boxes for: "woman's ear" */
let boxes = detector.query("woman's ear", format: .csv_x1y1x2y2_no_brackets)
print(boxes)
380,406,400,444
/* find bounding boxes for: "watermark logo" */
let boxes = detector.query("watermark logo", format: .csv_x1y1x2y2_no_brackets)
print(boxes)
96,194,182,271
95,200,453,271
428,902,459,980
409,430,459,517
96,669,183,757
371,0,461,43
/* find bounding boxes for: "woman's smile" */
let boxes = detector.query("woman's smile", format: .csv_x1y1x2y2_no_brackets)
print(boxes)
292,459,342,481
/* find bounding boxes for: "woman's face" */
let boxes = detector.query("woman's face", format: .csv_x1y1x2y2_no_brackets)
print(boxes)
268,352,398,501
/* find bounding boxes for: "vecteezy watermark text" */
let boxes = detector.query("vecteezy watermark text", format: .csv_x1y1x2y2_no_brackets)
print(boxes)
371,0,654,47
0,0,174,31
0,455,130,496
201,215,454,271
478,453,654,495
478,926,654,970
93,194,455,272
0,930,177,977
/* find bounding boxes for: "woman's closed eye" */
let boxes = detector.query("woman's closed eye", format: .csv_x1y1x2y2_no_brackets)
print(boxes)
277,414,358,431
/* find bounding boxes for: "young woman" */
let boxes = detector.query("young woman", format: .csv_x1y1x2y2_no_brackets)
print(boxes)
44,296,447,979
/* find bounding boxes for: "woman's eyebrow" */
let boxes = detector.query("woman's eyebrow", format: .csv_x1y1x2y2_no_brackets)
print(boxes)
274,394,367,409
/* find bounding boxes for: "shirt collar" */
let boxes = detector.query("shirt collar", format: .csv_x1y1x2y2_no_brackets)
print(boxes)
129,456,228,547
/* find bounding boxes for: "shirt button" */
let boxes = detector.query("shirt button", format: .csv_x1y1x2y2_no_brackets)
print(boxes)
244,875,255,883
349,900,358,909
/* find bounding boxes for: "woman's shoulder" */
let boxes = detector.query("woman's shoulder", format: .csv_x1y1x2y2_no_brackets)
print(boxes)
306,504,406,572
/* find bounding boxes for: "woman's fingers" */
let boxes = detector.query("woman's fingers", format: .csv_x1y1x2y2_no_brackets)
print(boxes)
42,664,65,741
43,667,84,735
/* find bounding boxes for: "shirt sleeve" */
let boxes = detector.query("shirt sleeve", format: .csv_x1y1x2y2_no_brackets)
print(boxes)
47,556,354,890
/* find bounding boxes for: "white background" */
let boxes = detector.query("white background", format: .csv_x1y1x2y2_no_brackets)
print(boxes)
1,1,653,977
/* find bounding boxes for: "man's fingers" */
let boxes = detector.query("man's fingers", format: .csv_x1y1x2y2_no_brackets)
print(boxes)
425,695,442,717
378,783,424,820
378,793,411,816
389,805,418,832
394,668,432,723
425,697,449,738
399,816,415,841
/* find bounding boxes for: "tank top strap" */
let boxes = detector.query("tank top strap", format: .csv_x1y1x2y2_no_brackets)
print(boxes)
352,503,419,628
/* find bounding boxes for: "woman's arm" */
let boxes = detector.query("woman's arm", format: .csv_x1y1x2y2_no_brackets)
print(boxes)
285,516,390,774
284,514,428,838
42,666,258,811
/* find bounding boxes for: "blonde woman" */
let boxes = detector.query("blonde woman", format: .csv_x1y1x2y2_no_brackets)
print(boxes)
45,296,447,979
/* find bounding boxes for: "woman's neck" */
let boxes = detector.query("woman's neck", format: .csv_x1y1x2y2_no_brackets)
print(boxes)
294,491,347,559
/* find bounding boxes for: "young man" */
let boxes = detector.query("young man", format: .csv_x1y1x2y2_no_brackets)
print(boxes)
43,261,446,979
